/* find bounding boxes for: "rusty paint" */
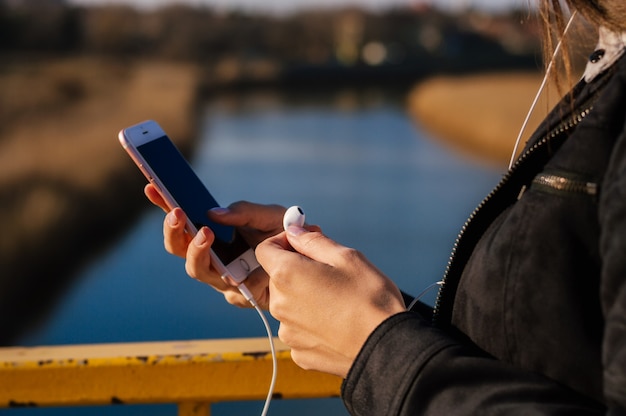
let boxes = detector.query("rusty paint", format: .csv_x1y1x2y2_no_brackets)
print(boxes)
0,338,342,409
242,351,273,359
8,400,37,407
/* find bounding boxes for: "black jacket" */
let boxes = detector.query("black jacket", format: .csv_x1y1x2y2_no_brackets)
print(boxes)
342,55,626,415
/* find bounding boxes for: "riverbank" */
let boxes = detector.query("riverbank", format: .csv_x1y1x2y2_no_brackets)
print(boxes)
407,71,563,168
0,57,200,344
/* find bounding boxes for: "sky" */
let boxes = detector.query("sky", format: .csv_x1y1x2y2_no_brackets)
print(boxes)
67,0,529,14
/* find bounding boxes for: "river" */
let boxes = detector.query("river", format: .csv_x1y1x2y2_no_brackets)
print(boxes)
8,87,501,416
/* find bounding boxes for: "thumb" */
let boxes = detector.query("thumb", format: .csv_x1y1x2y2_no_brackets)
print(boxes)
209,201,285,230
285,226,347,265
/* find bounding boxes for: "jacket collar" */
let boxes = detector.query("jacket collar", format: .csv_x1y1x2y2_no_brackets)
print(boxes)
583,26,626,83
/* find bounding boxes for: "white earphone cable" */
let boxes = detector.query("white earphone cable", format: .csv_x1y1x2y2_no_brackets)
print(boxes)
238,283,277,416
508,11,578,170
407,280,444,311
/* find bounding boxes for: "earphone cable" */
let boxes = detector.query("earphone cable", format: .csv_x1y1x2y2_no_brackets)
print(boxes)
239,283,277,416
407,281,444,311
508,11,578,170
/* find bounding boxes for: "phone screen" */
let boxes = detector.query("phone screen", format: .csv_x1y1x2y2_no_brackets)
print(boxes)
137,135,249,265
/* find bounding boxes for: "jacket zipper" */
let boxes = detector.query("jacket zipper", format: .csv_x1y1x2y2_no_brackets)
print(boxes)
431,106,593,326
531,173,598,196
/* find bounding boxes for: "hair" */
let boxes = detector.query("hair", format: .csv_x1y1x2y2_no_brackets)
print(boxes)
540,0,626,89
565,0,626,31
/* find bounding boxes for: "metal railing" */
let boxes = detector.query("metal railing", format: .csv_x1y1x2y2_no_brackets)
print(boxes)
0,337,342,415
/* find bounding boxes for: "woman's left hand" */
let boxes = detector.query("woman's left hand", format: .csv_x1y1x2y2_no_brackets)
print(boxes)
256,226,406,378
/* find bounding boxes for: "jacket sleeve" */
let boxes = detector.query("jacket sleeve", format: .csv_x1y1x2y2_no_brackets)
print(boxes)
598,106,626,414
341,311,608,415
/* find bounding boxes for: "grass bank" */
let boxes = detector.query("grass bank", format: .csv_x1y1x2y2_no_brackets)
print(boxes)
0,56,200,344
407,72,564,168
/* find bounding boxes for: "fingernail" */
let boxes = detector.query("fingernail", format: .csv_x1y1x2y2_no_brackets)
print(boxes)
287,225,307,237
194,228,207,247
167,210,179,227
210,207,230,215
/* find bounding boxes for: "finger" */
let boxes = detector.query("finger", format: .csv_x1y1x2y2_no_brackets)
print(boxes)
229,268,270,309
209,201,285,230
256,232,293,258
305,224,322,233
255,232,305,274
144,184,169,212
185,227,219,283
284,226,351,266
163,208,191,257
183,227,268,308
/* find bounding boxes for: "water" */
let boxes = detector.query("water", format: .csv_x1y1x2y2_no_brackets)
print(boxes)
8,88,501,415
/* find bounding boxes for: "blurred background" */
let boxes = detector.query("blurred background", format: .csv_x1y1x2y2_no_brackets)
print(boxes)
0,0,570,414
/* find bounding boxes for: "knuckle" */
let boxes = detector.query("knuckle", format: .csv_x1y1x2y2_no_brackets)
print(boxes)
163,238,175,255
227,200,250,213
184,260,198,280
254,245,273,270
277,324,295,346
254,239,270,260
288,349,312,371
269,261,290,282
163,237,183,257
338,246,363,264
276,325,313,371
298,232,326,252
223,290,247,308
269,299,286,322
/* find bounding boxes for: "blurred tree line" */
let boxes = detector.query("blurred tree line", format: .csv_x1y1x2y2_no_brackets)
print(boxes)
0,0,542,81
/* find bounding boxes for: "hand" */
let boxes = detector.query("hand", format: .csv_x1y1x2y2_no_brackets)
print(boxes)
256,226,406,378
144,184,285,308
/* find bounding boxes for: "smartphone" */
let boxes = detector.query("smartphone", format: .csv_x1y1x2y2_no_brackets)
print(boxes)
118,120,259,286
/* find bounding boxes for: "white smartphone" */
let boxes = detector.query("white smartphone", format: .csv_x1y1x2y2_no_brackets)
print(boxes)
118,120,260,286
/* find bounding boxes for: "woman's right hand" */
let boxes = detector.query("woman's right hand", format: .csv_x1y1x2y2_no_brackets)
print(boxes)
144,183,286,309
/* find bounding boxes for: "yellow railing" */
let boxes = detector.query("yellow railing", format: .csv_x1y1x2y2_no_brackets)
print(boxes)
0,337,343,415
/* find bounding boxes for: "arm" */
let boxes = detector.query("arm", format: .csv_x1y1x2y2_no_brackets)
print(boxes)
598,123,626,414
343,312,606,415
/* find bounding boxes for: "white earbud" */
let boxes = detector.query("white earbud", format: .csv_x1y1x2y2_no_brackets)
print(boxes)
283,206,306,231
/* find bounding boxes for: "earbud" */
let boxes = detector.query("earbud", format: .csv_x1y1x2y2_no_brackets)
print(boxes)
283,206,306,231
